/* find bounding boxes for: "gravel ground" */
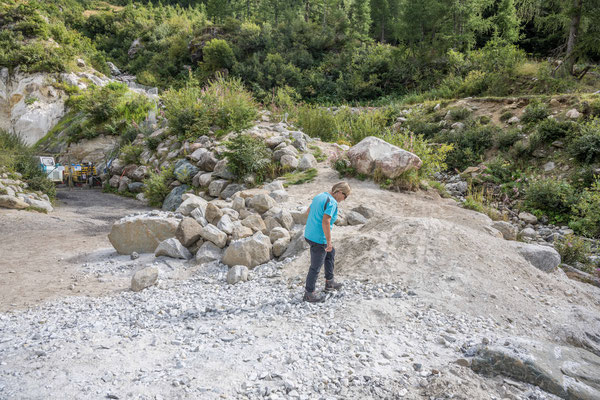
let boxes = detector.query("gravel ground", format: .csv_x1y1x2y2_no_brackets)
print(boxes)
0,255,562,400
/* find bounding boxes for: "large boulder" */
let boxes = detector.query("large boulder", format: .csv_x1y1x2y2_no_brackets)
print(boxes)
222,232,272,268
491,221,518,241
155,238,193,260
346,136,422,179
281,229,310,259
514,243,561,272
208,179,229,197
22,197,53,213
0,195,28,209
162,185,189,211
213,159,235,180
241,214,267,233
249,193,276,214
298,154,317,171
108,214,179,254
471,338,600,400
176,194,208,216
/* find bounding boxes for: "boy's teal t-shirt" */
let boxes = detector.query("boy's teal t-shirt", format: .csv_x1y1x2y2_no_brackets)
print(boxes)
304,192,338,244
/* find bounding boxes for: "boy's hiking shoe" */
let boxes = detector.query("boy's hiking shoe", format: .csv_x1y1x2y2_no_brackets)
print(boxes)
303,291,325,303
325,279,343,292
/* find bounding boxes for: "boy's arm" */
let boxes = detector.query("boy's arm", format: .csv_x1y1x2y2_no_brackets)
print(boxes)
322,215,332,252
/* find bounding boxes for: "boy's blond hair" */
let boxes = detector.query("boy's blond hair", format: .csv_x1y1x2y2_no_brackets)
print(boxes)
331,181,351,197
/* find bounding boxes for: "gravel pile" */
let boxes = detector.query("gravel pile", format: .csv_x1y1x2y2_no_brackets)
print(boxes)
0,256,563,399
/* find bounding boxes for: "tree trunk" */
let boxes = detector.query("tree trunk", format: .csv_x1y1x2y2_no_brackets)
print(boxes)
305,0,310,22
563,0,582,75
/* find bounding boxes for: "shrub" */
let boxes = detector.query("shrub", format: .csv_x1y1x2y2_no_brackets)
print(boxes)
163,76,257,141
447,107,472,121
495,129,521,150
569,179,600,238
569,120,600,164
203,39,235,71
437,125,497,171
223,134,272,183
554,235,592,266
521,101,549,124
500,111,514,122
143,166,174,208
529,119,577,151
524,179,578,224
295,106,338,142
120,144,143,165
145,135,161,151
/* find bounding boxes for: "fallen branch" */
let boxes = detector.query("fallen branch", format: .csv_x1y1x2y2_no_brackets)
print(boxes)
561,264,600,288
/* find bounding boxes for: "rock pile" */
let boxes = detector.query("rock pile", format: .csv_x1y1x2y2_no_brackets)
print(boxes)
0,171,53,212
108,187,374,287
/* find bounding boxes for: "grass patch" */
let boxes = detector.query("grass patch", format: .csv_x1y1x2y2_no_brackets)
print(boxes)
428,180,451,198
310,145,326,162
282,168,317,187
24,205,48,214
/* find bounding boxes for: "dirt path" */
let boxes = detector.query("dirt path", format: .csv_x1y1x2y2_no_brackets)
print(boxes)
0,188,151,311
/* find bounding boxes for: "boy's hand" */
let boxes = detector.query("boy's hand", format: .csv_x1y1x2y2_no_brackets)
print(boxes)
325,242,333,252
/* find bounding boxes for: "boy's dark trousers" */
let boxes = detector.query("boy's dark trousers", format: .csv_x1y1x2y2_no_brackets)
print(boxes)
304,238,335,293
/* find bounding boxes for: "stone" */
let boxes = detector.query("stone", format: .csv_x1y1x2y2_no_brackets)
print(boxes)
264,181,285,192
275,210,294,230
272,238,289,258
189,148,208,162
200,224,227,248
0,195,27,210
264,216,282,232
566,108,581,119
232,196,246,212
543,161,555,172
518,212,538,225
273,146,298,162
242,214,267,233
117,176,131,193
128,38,142,58
135,193,148,204
174,160,200,183
281,230,310,258
176,217,203,247
249,194,276,214
266,136,285,148
346,211,368,225
155,238,193,260
231,224,253,240
222,232,272,268
347,136,422,179
195,241,224,265
213,159,235,180
197,151,218,172
108,214,179,254
446,181,468,196
269,227,290,244
269,189,289,203
205,203,223,225
220,184,246,200
514,242,561,272
76,58,86,67
217,214,234,235
176,194,208,216
280,154,299,169
22,197,53,213
162,185,189,211
451,122,465,130
519,227,537,239
471,338,600,400
208,179,229,197
491,221,518,241
352,205,375,219
227,265,249,285
507,116,520,125
291,208,308,225
131,266,158,292
130,166,147,181
127,182,145,193
107,62,121,76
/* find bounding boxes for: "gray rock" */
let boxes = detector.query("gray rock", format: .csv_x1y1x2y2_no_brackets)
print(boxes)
131,266,158,292
269,189,289,203
118,176,131,193
280,154,299,169
518,212,538,225
226,265,249,285
217,214,234,235
208,179,229,197
213,159,235,180
281,229,310,258
491,221,518,241
514,242,561,272
241,214,267,233
23,197,53,213
222,232,272,268
200,224,227,248
205,203,223,225
155,238,193,260
127,182,145,193
519,227,538,239
174,160,200,183
507,116,520,125
231,224,253,240
264,216,282,232
196,172,214,188
269,227,290,244
176,217,203,247
264,181,285,192
162,185,189,211
108,214,179,254
195,241,224,265
197,151,218,172
472,338,600,400
352,205,375,219
543,161,556,172
272,238,289,258
176,194,208,216
231,196,246,212
566,108,581,119
275,210,294,230
220,184,245,200
291,208,308,225
446,181,468,196
346,211,368,225
249,194,276,214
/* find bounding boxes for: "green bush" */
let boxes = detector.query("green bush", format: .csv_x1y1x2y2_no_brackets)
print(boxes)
295,106,338,142
437,125,497,171
529,119,576,150
120,144,143,165
500,111,514,122
145,135,162,151
447,107,472,121
163,76,257,141
569,120,600,164
521,101,549,124
223,134,272,183
143,166,174,208
524,179,578,224
495,129,521,150
554,235,592,266
203,39,235,71
569,179,600,238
